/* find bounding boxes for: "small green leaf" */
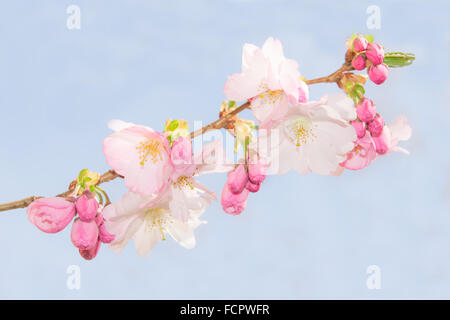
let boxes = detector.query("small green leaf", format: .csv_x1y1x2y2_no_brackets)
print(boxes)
228,101,236,110
89,185,95,193
364,34,374,43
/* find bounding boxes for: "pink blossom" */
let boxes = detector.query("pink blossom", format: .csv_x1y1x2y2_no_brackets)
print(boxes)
221,183,249,215
71,219,99,250
356,98,376,122
340,134,377,170
351,119,366,139
103,124,173,196
227,164,248,194
99,223,115,244
366,43,385,65
353,36,368,52
368,63,389,85
352,55,367,70
224,37,309,126
368,114,385,137
75,191,98,222
27,197,75,234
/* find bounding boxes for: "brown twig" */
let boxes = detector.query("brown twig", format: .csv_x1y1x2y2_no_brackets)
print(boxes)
0,63,353,213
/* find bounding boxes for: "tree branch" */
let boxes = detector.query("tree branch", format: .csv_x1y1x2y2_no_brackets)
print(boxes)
0,63,354,213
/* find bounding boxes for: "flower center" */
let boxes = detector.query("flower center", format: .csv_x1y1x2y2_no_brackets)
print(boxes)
143,208,169,240
136,139,164,166
284,117,317,147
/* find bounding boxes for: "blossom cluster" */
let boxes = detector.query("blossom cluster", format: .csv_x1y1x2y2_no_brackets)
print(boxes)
24,35,414,259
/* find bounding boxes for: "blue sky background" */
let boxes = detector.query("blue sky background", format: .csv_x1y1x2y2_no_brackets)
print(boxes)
0,0,449,299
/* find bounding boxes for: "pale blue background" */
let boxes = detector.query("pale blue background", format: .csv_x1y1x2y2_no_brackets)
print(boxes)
0,0,449,299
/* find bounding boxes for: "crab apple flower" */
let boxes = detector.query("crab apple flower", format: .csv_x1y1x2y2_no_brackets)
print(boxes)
227,164,248,194
103,121,173,196
27,197,75,234
103,191,206,258
366,43,385,65
368,114,385,137
352,35,368,52
75,191,99,222
224,37,309,126
79,239,101,261
260,93,356,175
71,219,99,250
340,134,377,170
356,98,376,122
368,63,389,85
352,55,367,70
221,183,249,215
351,119,366,139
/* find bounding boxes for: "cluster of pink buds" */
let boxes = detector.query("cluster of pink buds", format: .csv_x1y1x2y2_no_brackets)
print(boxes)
27,190,115,260
353,97,390,154
221,156,267,215
351,35,389,85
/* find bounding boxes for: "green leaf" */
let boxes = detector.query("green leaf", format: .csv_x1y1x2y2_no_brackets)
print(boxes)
89,185,95,193
364,34,374,43
228,101,236,110
167,120,179,131
384,52,415,68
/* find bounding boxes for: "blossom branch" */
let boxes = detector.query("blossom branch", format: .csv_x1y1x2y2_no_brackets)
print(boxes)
0,62,357,213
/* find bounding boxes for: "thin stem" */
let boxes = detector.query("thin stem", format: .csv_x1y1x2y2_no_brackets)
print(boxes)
0,63,353,213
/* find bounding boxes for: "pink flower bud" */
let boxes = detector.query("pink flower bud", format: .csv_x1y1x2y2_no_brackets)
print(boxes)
75,191,98,222
227,164,248,195
27,197,75,233
171,137,192,165
356,98,376,122
79,239,101,261
71,219,99,250
221,183,249,215
368,114,385,137
353,36,368,52
368,63,389,85
372,127,392,155
99,223,115,244
352,54,367,70
351,119,366,139
245,180,261,193
365,43,385,65
248,158,266,185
